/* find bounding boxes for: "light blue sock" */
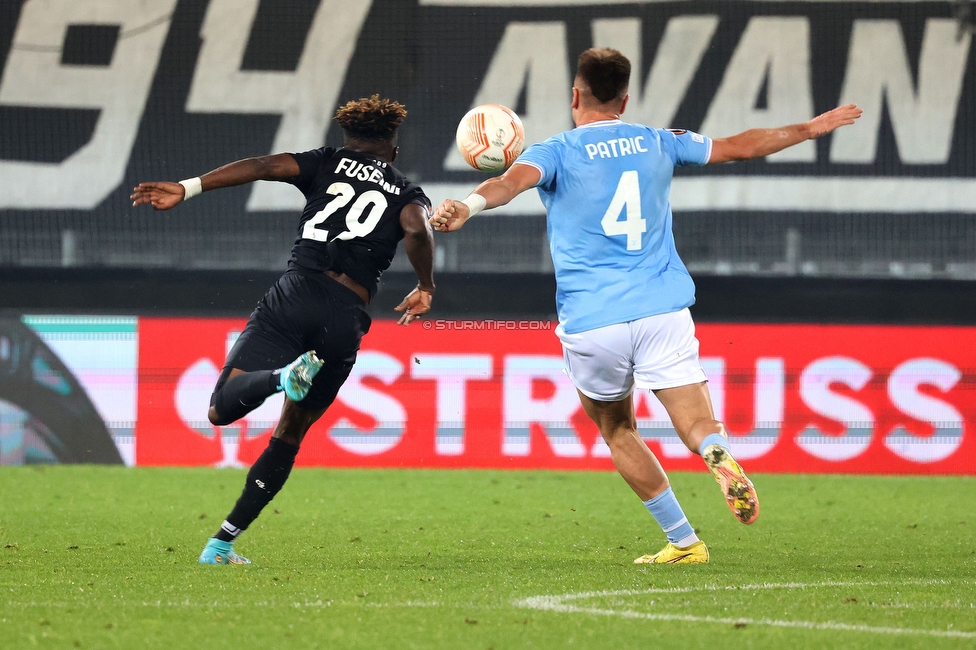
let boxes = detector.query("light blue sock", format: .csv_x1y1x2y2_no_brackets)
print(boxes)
643,487,699,548
699,433,731,457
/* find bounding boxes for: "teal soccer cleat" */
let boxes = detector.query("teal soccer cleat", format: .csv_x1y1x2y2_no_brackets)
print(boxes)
198,538,251,565
279,351,324,402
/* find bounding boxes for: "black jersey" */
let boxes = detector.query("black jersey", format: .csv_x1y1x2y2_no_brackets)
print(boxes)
285,147,430,299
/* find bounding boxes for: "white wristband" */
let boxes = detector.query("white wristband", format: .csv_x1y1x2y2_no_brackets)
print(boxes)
178,177,202,200
460,193,486,217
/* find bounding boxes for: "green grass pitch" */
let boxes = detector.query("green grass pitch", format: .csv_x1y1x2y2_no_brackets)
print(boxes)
0,467,973,649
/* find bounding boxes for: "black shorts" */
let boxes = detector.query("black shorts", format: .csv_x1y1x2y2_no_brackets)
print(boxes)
221,268,371,411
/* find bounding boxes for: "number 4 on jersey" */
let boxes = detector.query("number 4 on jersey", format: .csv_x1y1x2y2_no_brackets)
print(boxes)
601,170,646,250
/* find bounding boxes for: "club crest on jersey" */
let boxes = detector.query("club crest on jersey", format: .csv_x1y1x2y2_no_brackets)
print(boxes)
668,129,705,144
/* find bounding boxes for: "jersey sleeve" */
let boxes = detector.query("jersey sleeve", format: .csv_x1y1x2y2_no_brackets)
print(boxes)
513,140,559,186
403,184,432,211
287,146,335,195
660,129,712,167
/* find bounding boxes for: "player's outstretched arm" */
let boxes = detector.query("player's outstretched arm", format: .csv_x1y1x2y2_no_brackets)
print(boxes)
395,202,436,326
430,162,541,232
130,153,301,210
708,104,862,164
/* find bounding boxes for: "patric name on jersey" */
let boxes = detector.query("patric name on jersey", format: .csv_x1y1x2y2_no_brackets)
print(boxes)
583,130,705,161
584,136,649,160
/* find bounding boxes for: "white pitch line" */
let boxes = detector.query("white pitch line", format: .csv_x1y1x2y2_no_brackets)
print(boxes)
538,578,962,601
515,579,976,639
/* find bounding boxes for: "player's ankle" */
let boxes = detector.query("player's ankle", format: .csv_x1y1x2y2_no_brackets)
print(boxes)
698,432,731,456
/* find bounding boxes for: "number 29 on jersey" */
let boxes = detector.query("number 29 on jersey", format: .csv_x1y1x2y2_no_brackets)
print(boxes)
302,182,388,242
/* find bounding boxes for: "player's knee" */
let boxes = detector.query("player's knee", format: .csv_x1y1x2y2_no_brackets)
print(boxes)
599,422,639,445
208,405,233,427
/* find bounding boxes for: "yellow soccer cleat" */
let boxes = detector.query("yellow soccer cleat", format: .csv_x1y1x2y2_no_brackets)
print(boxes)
702,443,760,525
634,541,709,565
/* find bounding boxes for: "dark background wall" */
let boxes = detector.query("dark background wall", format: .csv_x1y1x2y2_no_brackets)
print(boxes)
2,269,974,325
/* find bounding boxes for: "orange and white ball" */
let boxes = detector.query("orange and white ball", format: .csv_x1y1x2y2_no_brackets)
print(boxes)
454,103,525,172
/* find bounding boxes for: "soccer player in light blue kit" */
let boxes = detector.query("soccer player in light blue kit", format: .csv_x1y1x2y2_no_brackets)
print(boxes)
432,48,861,564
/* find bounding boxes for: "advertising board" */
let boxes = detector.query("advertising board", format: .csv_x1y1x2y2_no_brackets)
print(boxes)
133,318,976,474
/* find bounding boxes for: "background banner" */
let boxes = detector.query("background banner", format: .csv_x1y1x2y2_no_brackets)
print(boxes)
135,318,976,474
0,316,130,465
2,0,975,271
1,0,972,213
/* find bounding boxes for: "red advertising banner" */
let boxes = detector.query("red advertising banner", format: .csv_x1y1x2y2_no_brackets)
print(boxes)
136,319,976,474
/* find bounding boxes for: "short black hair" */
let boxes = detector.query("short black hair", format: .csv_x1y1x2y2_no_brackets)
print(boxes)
576,48,630,104
333,94,407,142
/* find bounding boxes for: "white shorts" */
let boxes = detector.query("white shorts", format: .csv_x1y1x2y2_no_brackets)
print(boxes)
557,308,707,401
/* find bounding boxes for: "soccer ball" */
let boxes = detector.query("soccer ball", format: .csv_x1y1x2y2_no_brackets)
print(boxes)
454,104,525,172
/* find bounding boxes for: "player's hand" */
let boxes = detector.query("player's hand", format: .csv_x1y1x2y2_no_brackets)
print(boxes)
807,104,862,139
130,182,186,210
429,199,470,232
394,286,433,325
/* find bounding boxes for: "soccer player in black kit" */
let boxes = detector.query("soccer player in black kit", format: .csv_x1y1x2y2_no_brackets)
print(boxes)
131,96,435,565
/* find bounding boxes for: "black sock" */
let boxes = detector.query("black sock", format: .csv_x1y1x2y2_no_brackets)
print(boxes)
210,369,281,425
214,437,299,542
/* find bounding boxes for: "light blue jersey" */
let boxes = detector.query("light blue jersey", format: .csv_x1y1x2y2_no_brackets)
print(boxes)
516,120,711,334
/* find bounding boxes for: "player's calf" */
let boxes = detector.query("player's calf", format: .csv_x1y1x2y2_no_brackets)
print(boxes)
209,368,282,425
208,351,324,426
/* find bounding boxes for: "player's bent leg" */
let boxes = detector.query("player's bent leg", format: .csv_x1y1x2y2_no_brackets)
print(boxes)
654,383,760,525
209,367,280,426
199,400,327,565
651,381,718,453
208,351,323,426
576,390,705,561
577,390,668,500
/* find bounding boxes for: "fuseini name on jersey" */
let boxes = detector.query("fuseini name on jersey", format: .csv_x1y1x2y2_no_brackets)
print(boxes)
334,157,402,195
